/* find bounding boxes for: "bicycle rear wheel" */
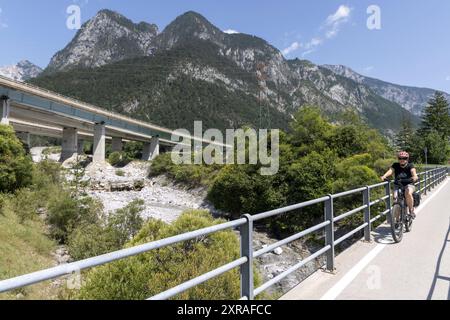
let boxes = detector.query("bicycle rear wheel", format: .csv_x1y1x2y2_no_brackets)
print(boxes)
390,204,403,243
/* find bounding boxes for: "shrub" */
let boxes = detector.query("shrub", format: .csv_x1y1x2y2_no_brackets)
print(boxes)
67,223,120,261
32,160,63,191
149,152,173,176
115,169,125,177
11,188,40,223
107,199,145,246
150,153,222,187
108,152,123,166
47,194,102,243
0,125,33,193
67,200,145,260
123,141,143,160
77,210,260,300
373,158,396,176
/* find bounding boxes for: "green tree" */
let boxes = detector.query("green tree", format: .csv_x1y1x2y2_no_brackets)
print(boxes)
289,107,333,155
419,91,450,139
0,125,33,193
413,131,449,165
395,116,415,153
413,92,450,164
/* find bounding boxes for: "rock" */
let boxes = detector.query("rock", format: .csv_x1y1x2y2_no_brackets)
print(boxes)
16,293,25,299
52,246,72,265
273,247,283,255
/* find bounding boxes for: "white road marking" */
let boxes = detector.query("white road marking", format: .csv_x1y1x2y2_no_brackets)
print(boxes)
320,178,449,300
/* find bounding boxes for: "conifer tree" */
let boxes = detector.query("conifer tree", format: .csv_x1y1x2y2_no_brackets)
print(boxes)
419,91,450,139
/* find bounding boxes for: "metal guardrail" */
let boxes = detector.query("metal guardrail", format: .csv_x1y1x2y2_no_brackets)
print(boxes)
0,167,447,299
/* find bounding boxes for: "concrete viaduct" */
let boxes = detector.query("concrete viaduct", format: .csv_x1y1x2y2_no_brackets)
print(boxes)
0,75,221,162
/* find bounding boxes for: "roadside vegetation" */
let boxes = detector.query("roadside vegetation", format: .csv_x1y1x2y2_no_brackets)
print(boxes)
0,124,262,300
151,94,450,238
76,210,263,300
151,107,394,237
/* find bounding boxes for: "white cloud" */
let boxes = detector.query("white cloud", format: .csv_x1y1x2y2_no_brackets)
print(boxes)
364,66,375,73
300,38,323,56
281,5,352,57
282,41,301,56
324,5,352,39
0,8,7,29
326,5,352,26
224,29,239,34
305,38,323,49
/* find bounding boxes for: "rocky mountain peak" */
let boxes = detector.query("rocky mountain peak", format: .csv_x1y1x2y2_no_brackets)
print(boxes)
45,9,159,73
155,11,224,50
0,60,43,81
322,64,365,83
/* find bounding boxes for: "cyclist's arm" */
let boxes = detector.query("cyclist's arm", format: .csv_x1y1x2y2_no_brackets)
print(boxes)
411,168,418,182
381,168,393,181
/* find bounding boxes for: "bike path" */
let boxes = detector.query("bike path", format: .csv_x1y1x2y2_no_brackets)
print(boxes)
280,178,450,300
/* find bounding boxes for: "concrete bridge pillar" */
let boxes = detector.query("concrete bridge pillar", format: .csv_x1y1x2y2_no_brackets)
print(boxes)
77,139,84,155
112,137,123,153
16,132,31,146
1,97,10,125
142,136,159,161
93,122,106,163
60,127,78,162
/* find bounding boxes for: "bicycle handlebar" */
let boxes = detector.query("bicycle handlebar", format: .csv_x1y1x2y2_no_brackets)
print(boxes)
383,178,414,185
395,178,414,184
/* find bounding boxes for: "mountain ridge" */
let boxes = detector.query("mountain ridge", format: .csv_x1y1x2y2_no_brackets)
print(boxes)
323,64,450,116
29,9,423,135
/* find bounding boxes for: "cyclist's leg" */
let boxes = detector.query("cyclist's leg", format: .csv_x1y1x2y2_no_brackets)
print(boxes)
406,185,415,218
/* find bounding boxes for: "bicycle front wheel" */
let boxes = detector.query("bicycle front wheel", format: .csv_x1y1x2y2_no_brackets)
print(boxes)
390,204,403,243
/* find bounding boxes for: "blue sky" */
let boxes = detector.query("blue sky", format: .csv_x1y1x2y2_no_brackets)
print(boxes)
1,0,450,92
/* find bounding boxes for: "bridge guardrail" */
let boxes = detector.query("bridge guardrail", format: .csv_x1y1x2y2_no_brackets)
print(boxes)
0,167,447,299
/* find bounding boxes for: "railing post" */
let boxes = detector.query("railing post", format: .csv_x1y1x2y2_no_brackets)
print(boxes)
385,181,391,220
432,170,436,188
424,171,428,195
240,214,254,300
324,195,335,272
363,186,371,242
431,169,436,189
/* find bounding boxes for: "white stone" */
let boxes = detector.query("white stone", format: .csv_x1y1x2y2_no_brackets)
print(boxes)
273,247,283,255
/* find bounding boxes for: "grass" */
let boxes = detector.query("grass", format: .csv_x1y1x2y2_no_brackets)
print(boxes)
0,206,59,300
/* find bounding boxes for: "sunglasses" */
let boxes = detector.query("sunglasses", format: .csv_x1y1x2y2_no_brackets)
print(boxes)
398,157,408,160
